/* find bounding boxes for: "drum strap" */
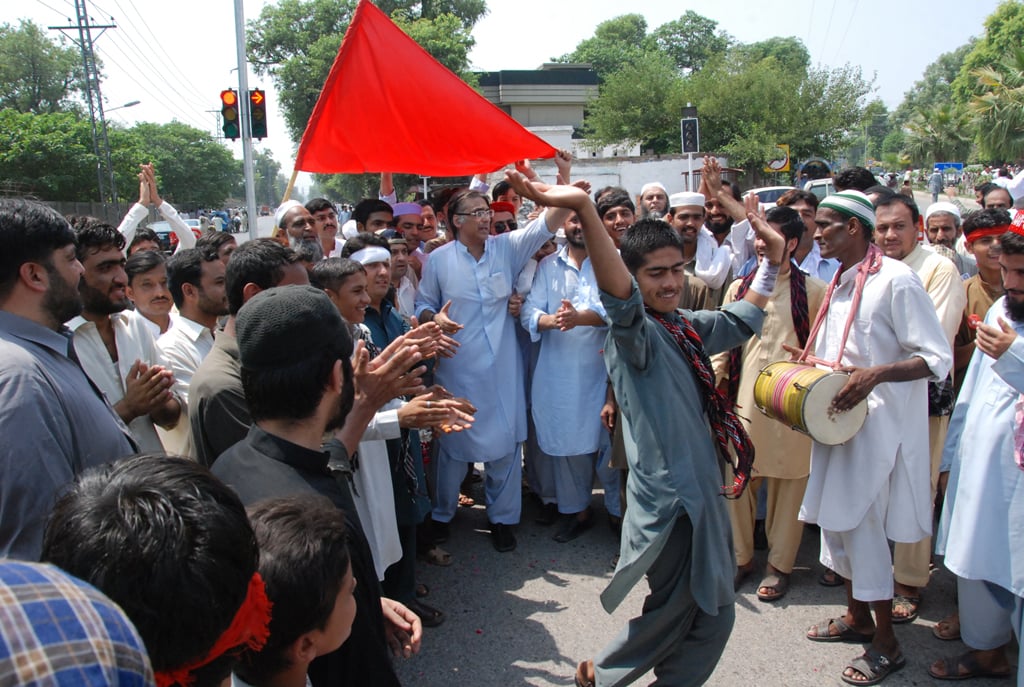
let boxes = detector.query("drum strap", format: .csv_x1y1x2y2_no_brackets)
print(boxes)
645,307,754,499
799,244,883,369
727,264,809,405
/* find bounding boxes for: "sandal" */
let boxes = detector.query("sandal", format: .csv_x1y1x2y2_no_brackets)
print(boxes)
574,660,595,687
406,599,445,628
891,594,920,624
458,493,475,507
928,652,1012,680
415,583,429,598
756,571,790,602
420,545,452,567
819,569,845,587
734,561,756,590
932,613,960,641
807,617,875,643
842,647,905,685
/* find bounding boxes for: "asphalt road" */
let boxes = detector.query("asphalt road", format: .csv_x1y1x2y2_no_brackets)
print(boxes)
395,480,1013,687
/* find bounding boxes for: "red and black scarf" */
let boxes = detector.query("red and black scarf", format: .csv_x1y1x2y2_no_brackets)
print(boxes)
645,306,755,499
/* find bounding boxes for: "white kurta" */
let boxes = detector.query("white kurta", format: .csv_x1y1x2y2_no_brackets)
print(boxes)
799,257,951,539
414,216,553,462
521,246,608,457
936,298,1024,596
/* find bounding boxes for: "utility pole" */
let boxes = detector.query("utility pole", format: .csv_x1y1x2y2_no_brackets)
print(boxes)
233,0,258,240
51,1,118,210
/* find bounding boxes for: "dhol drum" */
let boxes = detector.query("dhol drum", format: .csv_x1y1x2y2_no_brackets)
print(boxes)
752,361,867,445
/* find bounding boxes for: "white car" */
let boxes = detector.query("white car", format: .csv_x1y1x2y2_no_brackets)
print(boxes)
803,178,835,200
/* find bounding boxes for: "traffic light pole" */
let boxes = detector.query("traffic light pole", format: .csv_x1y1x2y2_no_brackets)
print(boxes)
233,0,258,241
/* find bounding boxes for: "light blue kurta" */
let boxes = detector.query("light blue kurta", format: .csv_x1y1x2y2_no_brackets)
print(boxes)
521,245,607,457
414,215,553,463
936,297,1024,597
600,282,764,615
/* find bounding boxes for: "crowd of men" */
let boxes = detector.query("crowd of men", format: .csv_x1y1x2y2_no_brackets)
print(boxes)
1,154,1024,687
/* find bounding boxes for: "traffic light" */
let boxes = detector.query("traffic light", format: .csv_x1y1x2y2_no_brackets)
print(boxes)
681,117,700,154
249,89,267,139
221,89,240,140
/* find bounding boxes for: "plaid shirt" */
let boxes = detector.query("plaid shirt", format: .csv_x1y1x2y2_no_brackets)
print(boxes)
0,561,155,686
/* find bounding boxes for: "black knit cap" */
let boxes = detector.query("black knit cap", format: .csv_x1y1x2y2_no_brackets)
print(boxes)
236,285,351,370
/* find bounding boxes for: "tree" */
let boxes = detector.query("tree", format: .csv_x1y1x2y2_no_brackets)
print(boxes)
583,52,686,152
969,47,1024,160
253,150,286,206
0,20,86,114
0,110,97,199
648,11,731,73
732,36,809,74
247,0,484,143
952,1,1024,104
892,42,974,125
553,14,650,78
902,103,974,166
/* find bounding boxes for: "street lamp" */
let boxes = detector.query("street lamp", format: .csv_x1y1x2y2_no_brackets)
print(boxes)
101,100,141,210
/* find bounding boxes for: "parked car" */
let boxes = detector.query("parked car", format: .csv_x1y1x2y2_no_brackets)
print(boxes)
744,186,795,205
804,178,835,200
148,220,203,253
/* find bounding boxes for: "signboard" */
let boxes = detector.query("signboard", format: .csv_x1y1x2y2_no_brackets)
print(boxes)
765,144,790,173
935,162,964,175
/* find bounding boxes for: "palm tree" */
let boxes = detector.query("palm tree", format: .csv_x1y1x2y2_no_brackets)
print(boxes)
969,47,1024,160
902,103,974,166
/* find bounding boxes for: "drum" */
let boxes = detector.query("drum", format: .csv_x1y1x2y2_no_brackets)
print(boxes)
752,361,867,445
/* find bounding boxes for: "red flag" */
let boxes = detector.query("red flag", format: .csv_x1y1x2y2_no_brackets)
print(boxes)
293,0,557,176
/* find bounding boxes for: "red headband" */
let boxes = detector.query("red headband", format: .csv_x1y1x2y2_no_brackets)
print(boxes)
155,573,273,687
490,201,516,215
966,224,1012,244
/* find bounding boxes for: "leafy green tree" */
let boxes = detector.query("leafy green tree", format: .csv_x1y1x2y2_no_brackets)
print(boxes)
952,1,1024,104
0,20,86,114
583,52,686,152
732,36,809,74
969,47,1024,160
247,0,484,143
892,42,974,125
647,11,731,73
253,149,285,206
902,103,973,166
0,110,98,199
553,14,649,78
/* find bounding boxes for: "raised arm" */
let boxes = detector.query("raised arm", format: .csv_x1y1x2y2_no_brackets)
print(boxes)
504,172,632,301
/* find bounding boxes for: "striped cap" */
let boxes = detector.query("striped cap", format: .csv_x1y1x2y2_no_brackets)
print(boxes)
820,190,876,231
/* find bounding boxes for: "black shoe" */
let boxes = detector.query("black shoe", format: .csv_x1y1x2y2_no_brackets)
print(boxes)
490,522,516,552
433,520,450,545
554,514,594,543
406,599,445,628
753,519,768,550
534,502,559,526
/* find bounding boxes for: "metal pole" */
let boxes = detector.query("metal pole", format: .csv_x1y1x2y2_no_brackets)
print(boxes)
687,153,693,192
233,0,258,241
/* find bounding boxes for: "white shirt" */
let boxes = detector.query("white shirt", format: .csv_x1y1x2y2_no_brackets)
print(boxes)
798,242,839,282
694,227,734,289
69,311,181,452
117,201,196,254
799,257,951,538
394,273,417,320
155,316,215,456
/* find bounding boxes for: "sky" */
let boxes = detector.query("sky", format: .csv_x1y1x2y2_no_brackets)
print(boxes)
17,0,1005,191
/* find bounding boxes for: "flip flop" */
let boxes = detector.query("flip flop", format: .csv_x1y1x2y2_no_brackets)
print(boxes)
415,583,429,598
420,545,452,567
928,652,1013,680
819,569,845,587
842,647,905,685
406,599,445,628
807,617,875,643
574,660,595,687
756,572,790,602
891,594,920,624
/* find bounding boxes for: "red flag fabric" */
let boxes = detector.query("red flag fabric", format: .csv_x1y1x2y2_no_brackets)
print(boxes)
293,0,557,176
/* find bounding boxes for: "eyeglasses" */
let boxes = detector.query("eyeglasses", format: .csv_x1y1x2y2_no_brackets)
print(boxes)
455,208,493,219
492,220,517,233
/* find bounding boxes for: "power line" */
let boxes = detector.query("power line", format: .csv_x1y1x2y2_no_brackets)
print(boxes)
832,0,859,65
101,28,211,112
817,0,837,67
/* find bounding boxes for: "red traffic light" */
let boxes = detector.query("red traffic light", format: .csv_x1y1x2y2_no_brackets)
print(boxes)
220,89,238,106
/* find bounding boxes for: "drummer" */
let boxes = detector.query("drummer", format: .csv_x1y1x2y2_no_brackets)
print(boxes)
797,190,952,686
711,205,827,602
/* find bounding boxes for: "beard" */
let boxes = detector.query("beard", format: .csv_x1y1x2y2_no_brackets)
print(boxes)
78,281,128,315
704,216,734,235
639,206,666,221
44,263,83,325
325,358,356,432
1005,292,1024,323
289,236,324,262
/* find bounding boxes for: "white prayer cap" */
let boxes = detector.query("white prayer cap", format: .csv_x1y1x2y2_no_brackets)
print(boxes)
819,190,876,231
669,191,706,208
925,201,961,225
341,218,359,239
640,182,668,198
274,200,304,229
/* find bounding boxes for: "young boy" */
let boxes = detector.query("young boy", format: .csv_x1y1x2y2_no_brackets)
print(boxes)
234,496,356,687
42,454,269,687
505,167,785,687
